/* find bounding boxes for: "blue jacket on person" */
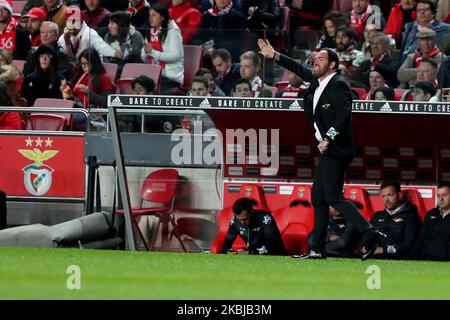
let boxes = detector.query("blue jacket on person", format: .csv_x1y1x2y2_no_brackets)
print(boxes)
400,20,450,63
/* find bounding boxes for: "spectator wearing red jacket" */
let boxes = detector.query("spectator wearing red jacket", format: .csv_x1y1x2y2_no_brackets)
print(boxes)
385,0,416,47
0,83,24,130
0,0,31,59
169,0,201,45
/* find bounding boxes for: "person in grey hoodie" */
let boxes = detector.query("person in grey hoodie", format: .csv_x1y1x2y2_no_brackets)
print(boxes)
103,11,144,70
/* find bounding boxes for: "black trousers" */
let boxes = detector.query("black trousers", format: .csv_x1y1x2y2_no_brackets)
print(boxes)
0,190,6,230
311,154,370,254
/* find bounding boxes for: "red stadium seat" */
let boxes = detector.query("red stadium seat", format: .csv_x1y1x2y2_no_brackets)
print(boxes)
32,98,74,130
117,63,162,93
103,62,118,83
116,169,187,252
12,60,25,73
275,80,289,91
402,189,427,221
25,114,66,131
272,185,314,255
180,45,203,93
12,1,26,13
210,184,268,254
331,0,353,12
343,186,373,220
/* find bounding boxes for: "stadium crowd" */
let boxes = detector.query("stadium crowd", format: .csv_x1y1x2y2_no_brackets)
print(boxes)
1,0,450,129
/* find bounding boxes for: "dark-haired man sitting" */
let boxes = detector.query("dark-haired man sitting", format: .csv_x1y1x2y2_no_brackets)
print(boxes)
222,197,287,255
361,180,421,259
409,183,450,261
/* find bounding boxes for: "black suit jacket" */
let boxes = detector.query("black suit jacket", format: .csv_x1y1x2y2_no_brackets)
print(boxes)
277,54,356,160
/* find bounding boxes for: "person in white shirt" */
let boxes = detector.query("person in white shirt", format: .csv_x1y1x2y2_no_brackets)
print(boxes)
57,5,120,60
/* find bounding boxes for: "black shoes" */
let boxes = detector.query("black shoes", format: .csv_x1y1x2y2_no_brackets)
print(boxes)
360,229,387,261
292,250,326,260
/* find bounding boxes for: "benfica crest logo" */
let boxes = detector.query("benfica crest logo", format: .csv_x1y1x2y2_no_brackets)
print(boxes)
18,141,58,196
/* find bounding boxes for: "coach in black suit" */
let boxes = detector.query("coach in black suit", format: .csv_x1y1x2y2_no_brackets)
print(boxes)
258,39,386,260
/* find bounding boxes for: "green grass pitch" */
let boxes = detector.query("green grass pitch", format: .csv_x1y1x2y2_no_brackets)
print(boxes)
0,247,449,299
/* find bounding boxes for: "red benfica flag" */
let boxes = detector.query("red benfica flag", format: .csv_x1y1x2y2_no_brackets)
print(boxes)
0,134,85,197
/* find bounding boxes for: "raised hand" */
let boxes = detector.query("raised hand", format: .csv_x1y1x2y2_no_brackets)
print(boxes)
257,38,275,59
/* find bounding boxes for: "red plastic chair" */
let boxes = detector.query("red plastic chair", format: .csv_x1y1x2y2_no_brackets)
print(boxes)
331,0,353,12
394,89,406,101
117,63,162,93
210,184,268,253
180,45,203,93
25,114,66,131
343,186,373,220
12,60,25,73
272,185,314,255
12,1,27,13
32,98,74,129
116,169,186,252
103,62,118,83
402,189,427,221
275,80,289,91
352,87,367,99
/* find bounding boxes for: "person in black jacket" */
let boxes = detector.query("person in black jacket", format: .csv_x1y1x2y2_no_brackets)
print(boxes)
211,48,241,96
409,183,450,261
23,21,73,80
222,197,287,255
306,207,359,258
258,38,387,260
243,0,281,40
365,180,421,259
21,44,64,106
193,0,247,62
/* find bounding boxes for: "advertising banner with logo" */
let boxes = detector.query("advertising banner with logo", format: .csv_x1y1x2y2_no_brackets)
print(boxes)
0,134,85,198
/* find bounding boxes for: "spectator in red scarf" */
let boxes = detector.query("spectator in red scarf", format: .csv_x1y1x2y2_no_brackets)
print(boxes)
346,0,385,41
275,69,309,98
0,83,24,130
24,7,47,48
0,0,31,60
397,28,443,88
360,64,393,100
350,32,398,89
23,21,73,81
193,0,247,62
169,0,201,45
385,0,417,47
128,0,153,29
335,26,364,78
141,3,184,93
